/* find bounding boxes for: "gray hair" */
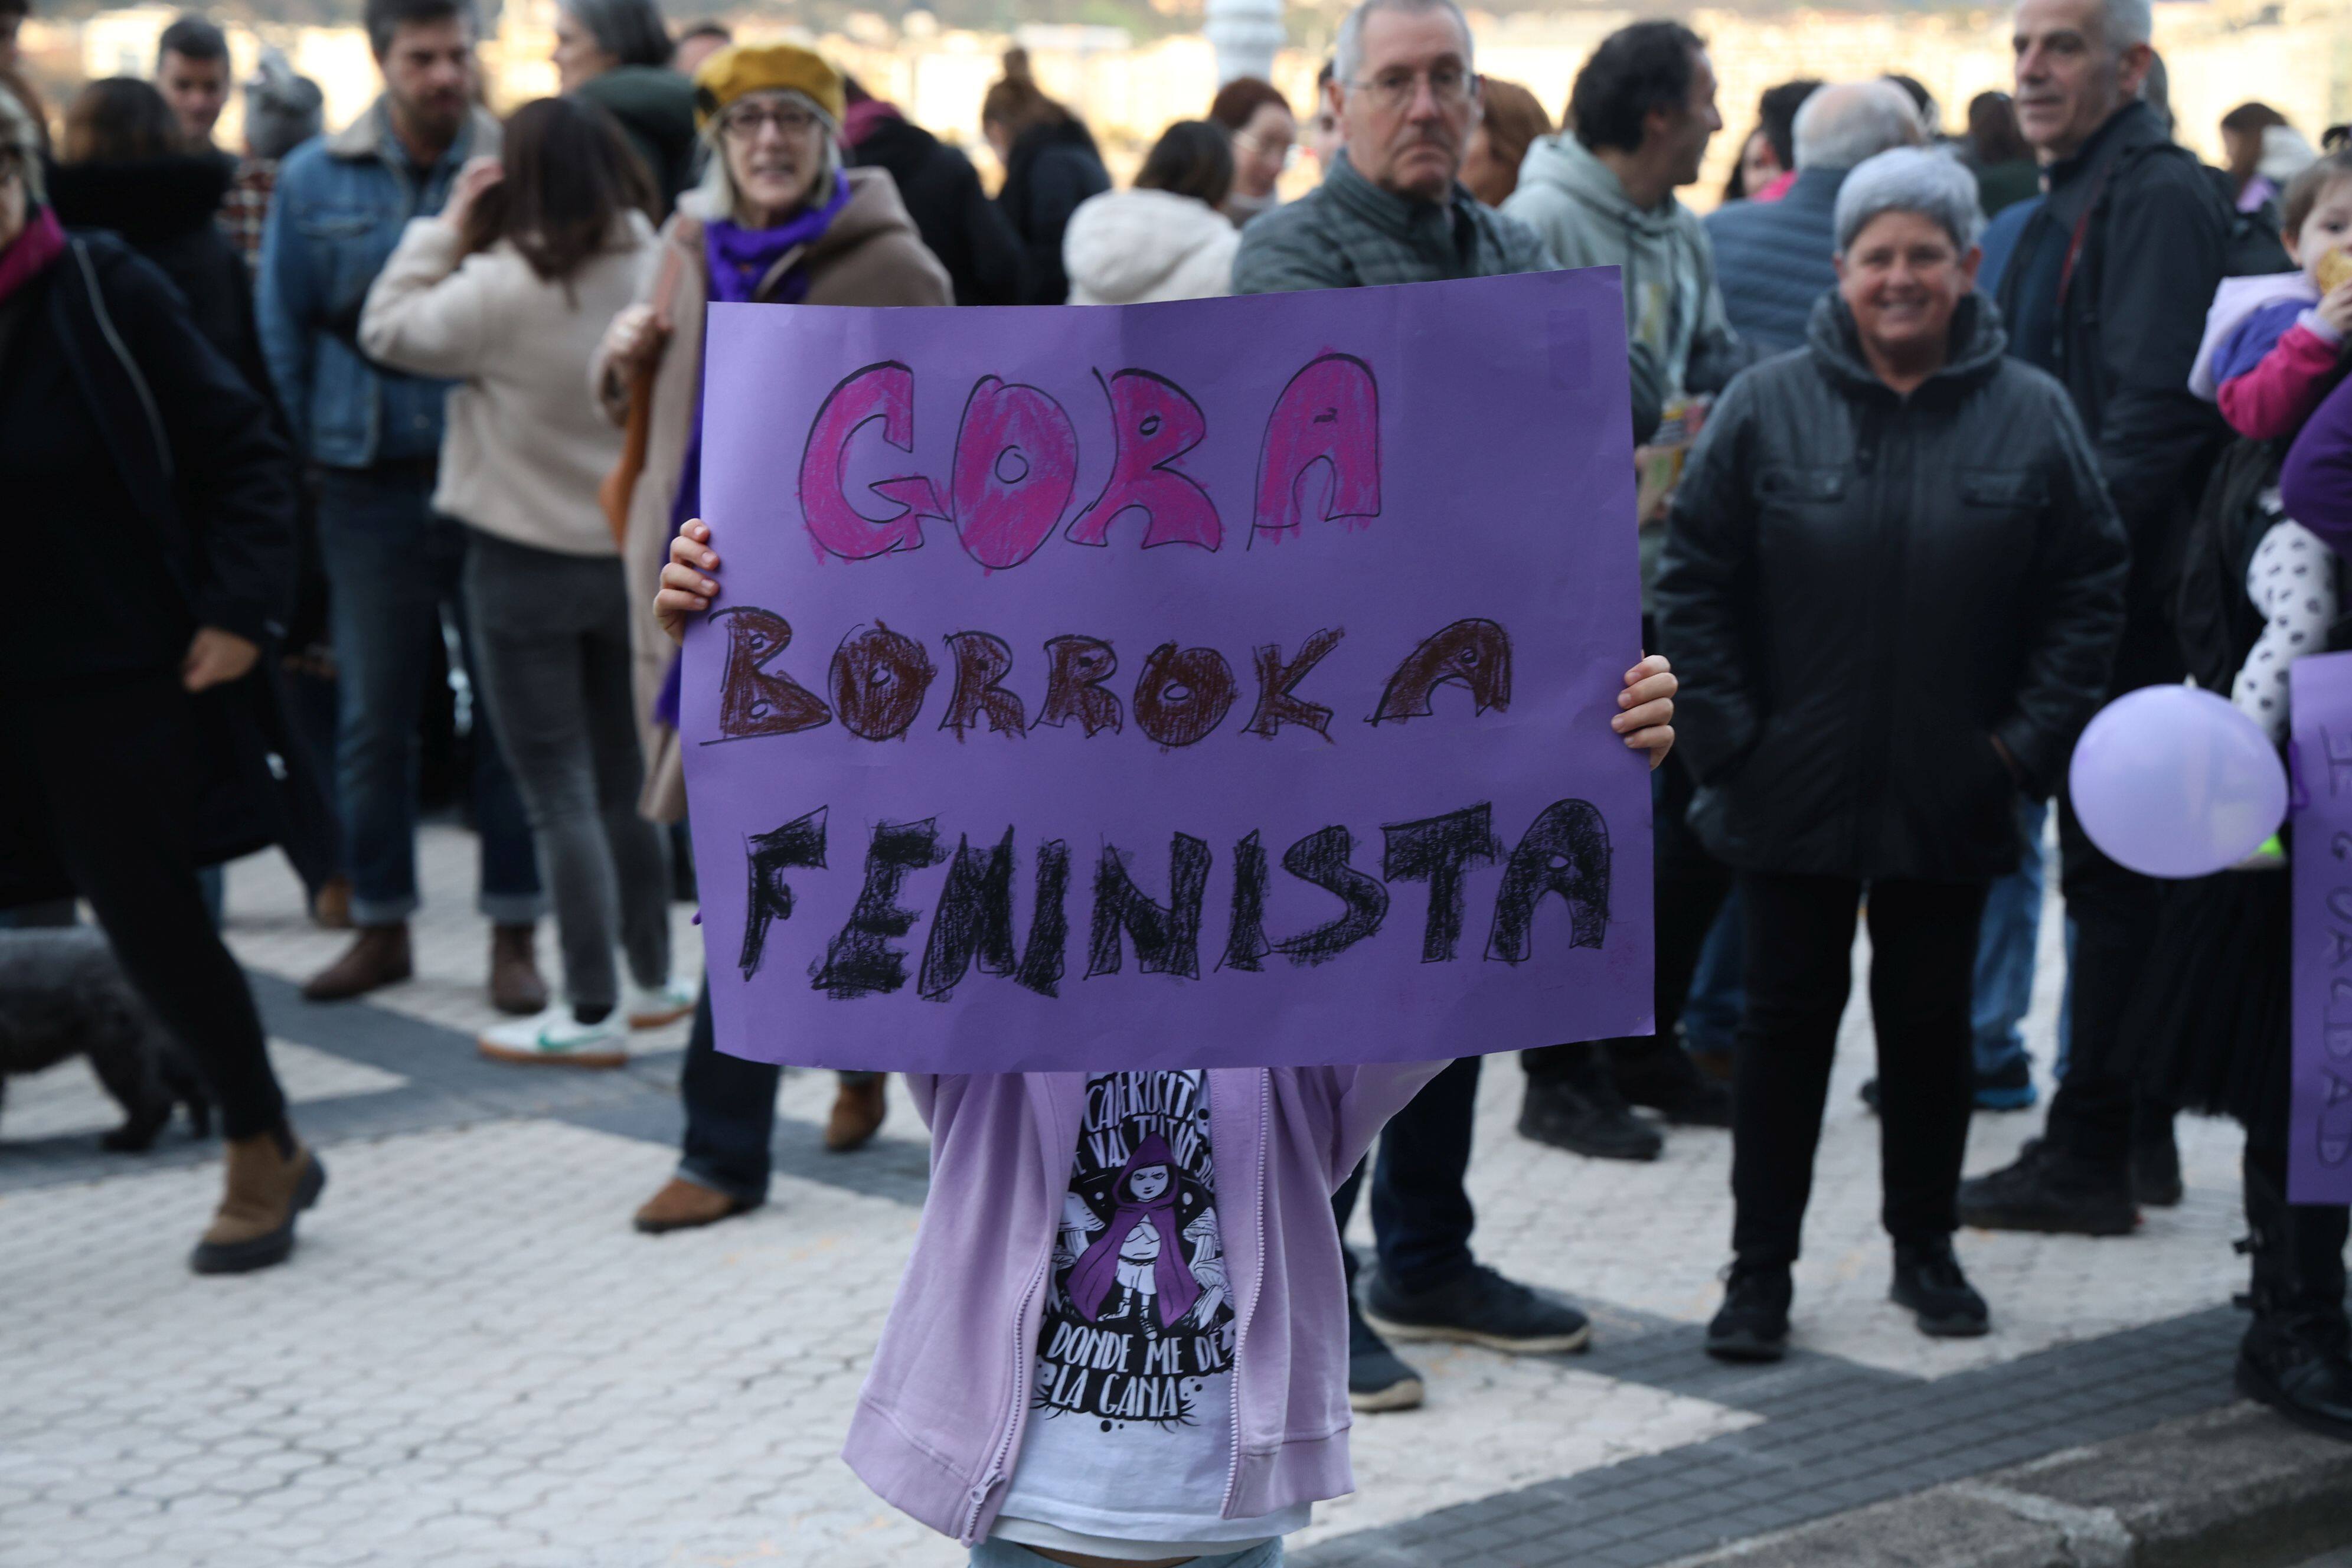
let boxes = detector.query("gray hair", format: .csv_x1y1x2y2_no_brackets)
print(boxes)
2099,0,2153,48
1792,80,1923,171
2016,0,2152,54
0,81,42,204
1332,0,1474,87
560,0,675,69
691,87,841,224
243,50,325,160
1834,146,1985,254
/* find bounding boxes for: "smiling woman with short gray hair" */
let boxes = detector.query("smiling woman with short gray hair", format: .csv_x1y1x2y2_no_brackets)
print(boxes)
1832,143,1985,254
1657,142,2131,1364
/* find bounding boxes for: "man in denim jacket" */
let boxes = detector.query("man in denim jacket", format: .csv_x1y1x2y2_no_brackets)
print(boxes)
256,0,546,1011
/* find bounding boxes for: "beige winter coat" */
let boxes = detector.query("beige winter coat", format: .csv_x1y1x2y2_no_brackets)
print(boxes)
360,212,659,556
593,165,953,822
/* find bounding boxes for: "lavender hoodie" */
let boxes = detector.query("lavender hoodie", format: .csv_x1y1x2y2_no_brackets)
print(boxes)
843,1063,1449,1546
2284,373,2352,556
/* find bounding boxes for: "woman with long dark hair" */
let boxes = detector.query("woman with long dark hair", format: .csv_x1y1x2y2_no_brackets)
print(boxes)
360,96,688,1067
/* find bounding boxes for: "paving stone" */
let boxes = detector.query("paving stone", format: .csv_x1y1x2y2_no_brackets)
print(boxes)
0,824,2298,1567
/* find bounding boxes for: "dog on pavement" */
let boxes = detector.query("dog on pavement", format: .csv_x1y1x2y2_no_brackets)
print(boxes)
0,927,213,1151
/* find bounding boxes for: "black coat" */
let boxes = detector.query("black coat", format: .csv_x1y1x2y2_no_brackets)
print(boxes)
850,113,1025,306
1995,100,2233,695
997,117,1109,305
0,230,298,904
574,67,700,217
44,153,267,396
1655,293,2129,883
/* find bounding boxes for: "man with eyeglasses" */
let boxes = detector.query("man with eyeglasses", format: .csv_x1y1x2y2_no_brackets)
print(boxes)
256,0,550,1013
1233,0,1601,1419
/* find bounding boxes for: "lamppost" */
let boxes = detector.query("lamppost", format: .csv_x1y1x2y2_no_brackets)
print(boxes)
1205,0,1283,84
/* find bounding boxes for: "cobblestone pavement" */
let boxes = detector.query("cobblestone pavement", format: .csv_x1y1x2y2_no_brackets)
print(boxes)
0,824,2292,1567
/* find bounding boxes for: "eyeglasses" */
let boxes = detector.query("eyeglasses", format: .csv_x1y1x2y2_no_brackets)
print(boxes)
1347,64,1475,114
719,102,821,142
1232,131,1299,171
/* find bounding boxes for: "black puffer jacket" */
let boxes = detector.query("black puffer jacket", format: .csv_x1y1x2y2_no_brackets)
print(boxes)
1655,292,2128,882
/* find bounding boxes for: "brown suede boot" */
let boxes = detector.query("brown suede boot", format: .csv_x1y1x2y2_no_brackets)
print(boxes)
632,1176,759,1234
489,924,548,1015
190,1131,326,1275
825,1076,888,1152
302,924,412,1001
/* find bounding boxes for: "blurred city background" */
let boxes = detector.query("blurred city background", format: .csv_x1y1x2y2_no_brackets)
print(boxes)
12,0,2348,197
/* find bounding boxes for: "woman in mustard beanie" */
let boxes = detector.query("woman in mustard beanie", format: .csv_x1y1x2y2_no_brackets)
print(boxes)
593,42,950,1230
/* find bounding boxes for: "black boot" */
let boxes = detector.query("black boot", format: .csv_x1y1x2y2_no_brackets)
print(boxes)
2132,1100,2184,1208
1706,1259,1792,1363
1518,1043,1662,1162
1611,1037,1732,1128
1956,1138,2138,1236
2236,1160,2352,1441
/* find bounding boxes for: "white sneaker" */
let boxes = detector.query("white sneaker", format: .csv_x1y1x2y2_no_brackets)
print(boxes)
479,1006,628,1068
623,976,696,1030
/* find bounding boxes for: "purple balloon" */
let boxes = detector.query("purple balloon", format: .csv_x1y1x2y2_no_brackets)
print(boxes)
2069,685,2288,878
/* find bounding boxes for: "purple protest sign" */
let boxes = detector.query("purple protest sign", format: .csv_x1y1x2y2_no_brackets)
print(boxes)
681,271,1652,1073
2291,652,2352,1204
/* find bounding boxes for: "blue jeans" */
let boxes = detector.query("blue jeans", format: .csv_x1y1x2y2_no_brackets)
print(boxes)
1971,798,2047,1090
971,1537,1283,1566
674,983,883,1203
1334,1055,1480,1296
1681,886,1744,1056
315,466,541,926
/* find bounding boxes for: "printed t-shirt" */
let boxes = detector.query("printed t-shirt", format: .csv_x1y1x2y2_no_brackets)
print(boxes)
993,1069,1311,1559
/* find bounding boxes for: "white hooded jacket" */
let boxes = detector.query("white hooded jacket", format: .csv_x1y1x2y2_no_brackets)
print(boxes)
1062,187,1240,305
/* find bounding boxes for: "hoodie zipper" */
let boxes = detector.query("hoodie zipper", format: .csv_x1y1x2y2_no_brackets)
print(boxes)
963,1242,1053,1541
1217,1072,1271,1520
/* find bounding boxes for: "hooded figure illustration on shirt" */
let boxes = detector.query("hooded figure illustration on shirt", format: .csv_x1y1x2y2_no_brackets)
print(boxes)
1066,1131,1204,1330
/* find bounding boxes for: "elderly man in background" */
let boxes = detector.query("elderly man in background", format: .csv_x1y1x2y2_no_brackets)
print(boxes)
1233,0,1622,1419
1957,0,2232,1236
1705,80,1925,354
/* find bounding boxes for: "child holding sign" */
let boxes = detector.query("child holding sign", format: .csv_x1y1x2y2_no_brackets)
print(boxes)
658,518,1678,1564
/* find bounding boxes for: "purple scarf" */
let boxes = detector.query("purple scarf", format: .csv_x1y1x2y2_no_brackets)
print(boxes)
655,176,854,728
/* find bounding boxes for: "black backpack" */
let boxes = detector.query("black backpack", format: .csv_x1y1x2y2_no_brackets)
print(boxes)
2204,164,2296,279
2177,432,2352,694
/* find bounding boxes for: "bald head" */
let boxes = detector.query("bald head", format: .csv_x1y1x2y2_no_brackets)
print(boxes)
1793,80,1925,171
